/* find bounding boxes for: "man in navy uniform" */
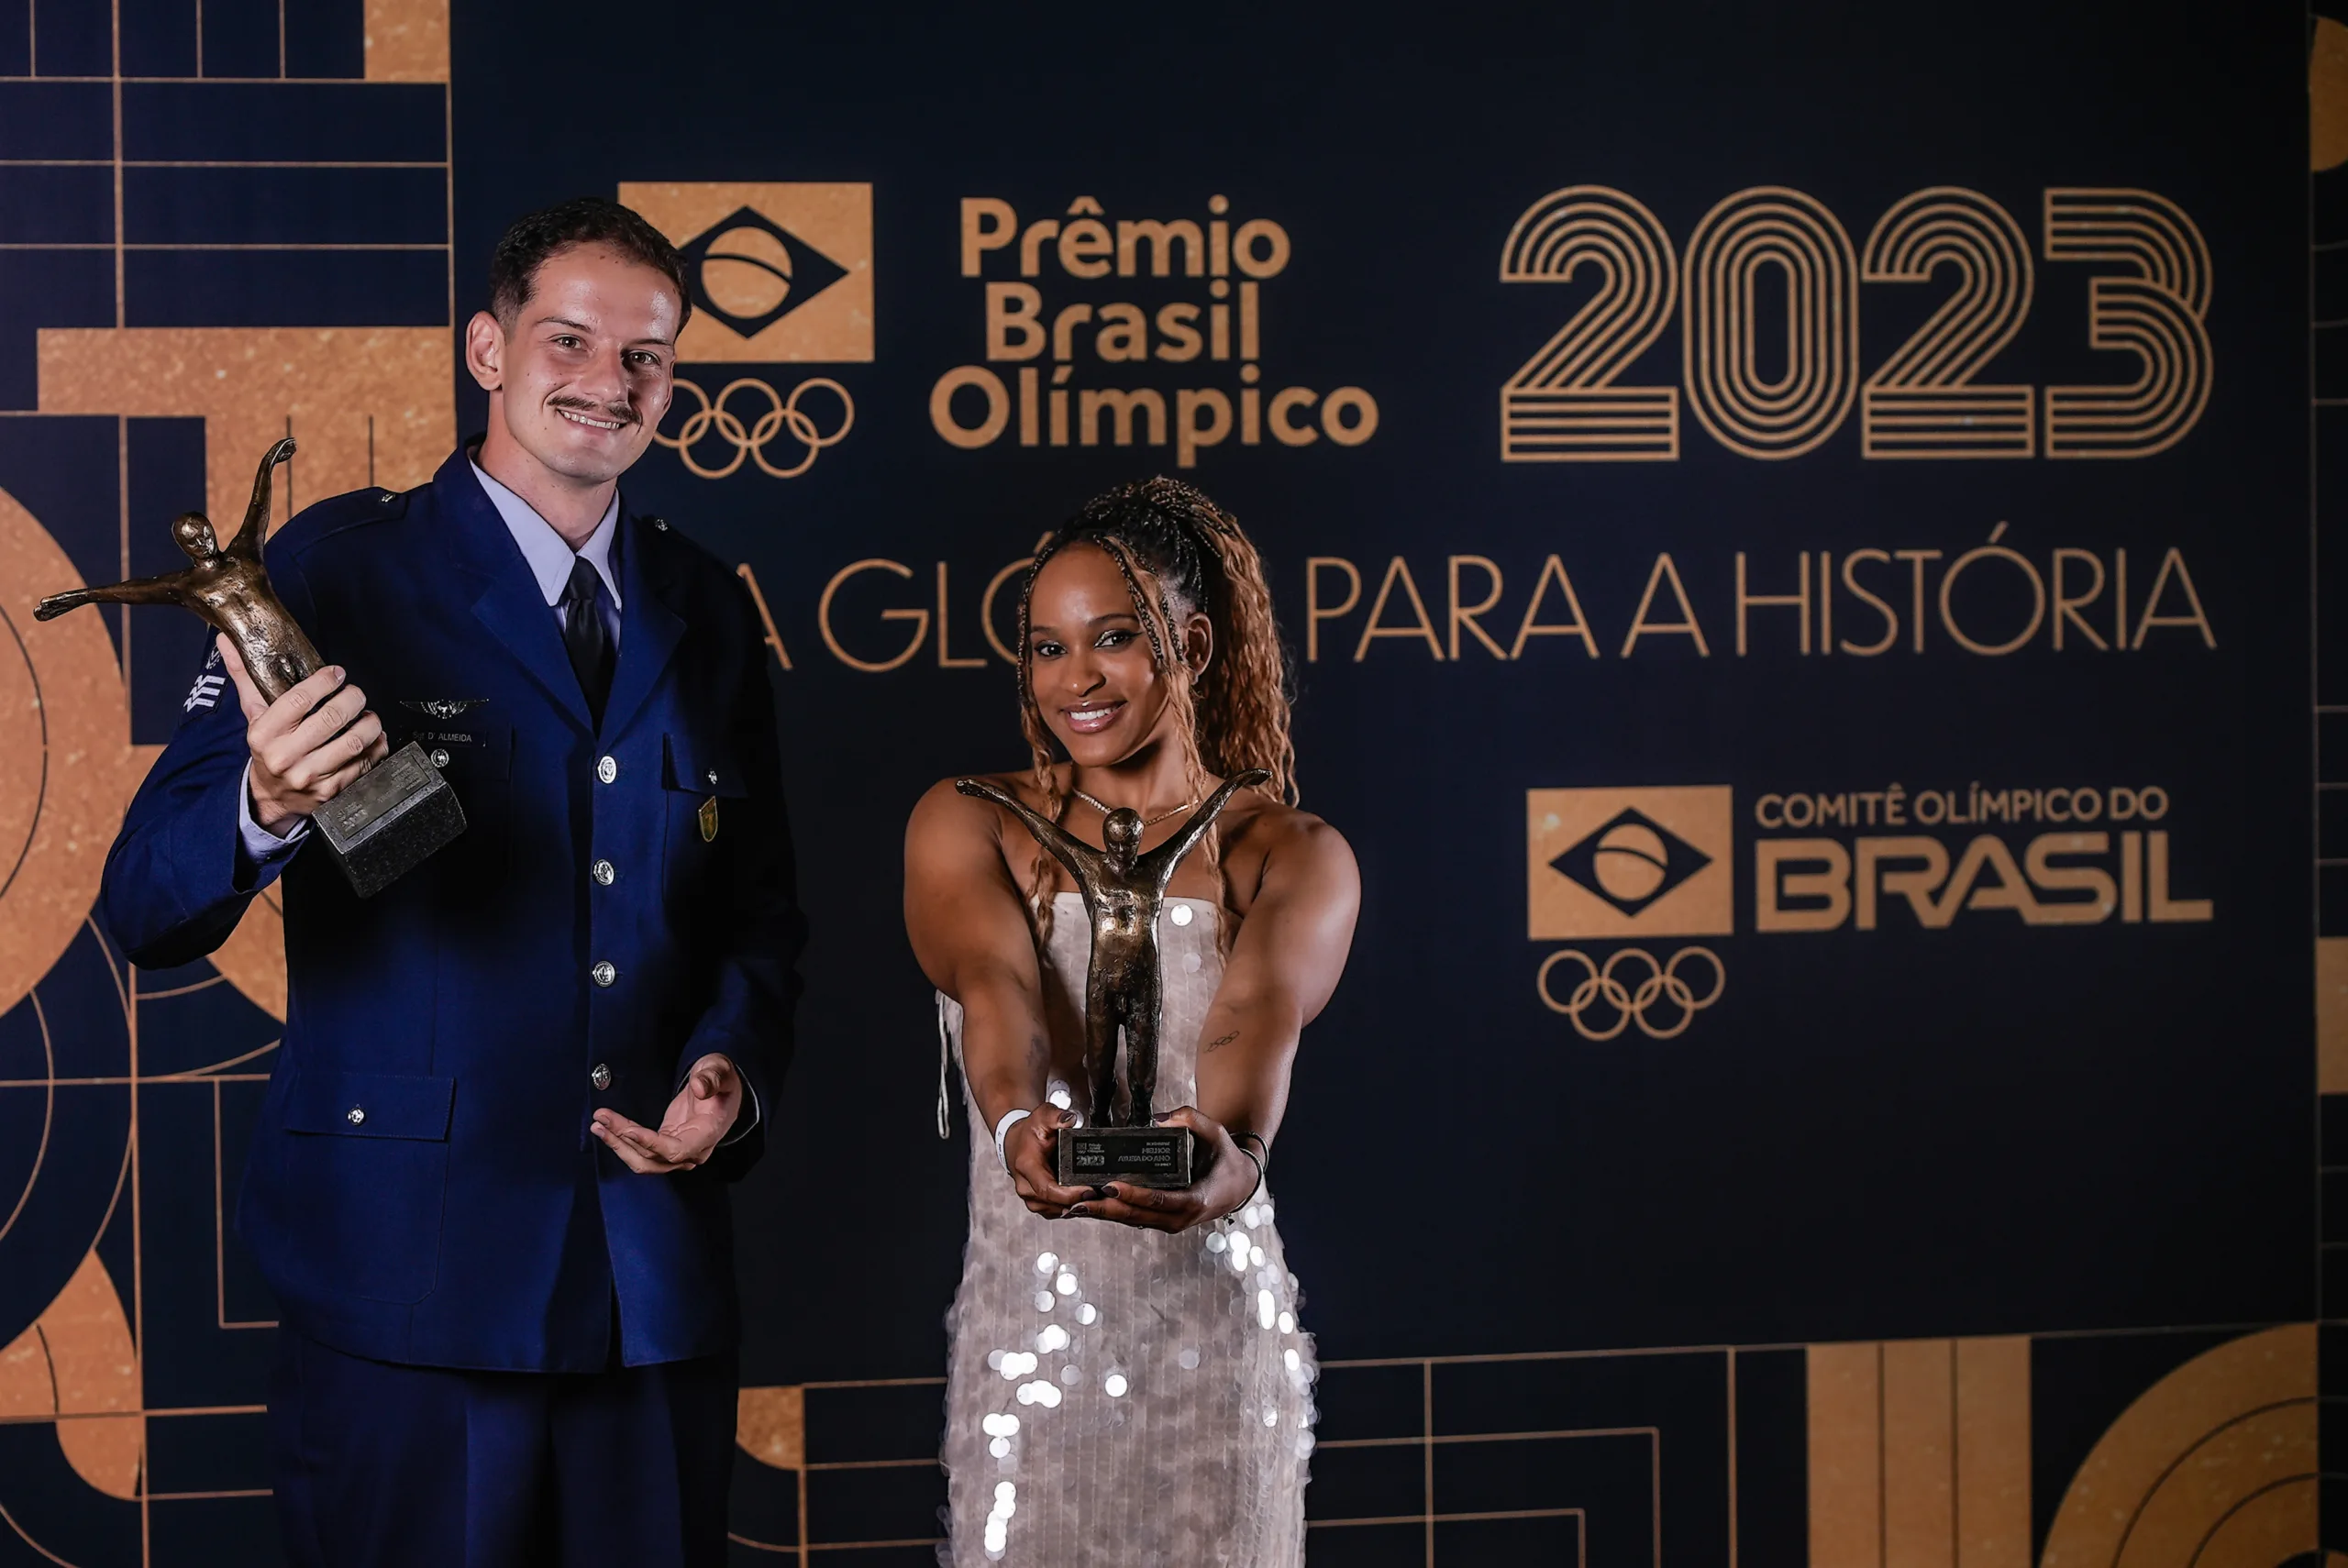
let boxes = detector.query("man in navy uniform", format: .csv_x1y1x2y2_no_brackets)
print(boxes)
98,198,803,1566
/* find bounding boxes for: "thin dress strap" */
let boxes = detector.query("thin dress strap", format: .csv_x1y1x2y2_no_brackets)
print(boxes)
936,991,954,1140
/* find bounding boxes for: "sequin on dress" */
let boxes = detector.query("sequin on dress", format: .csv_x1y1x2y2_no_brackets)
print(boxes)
937,893,1314,1565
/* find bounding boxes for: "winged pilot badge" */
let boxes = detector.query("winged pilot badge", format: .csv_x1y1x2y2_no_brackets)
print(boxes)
400,698,488,721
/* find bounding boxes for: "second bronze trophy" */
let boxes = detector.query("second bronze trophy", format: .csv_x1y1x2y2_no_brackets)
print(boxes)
957,769,1268,1187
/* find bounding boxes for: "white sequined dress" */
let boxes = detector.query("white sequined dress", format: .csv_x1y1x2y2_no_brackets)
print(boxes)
937,893,1314,1565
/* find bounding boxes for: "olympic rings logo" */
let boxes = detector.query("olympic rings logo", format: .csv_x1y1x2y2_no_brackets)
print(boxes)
1535,946,1724,1041
654,375,855,480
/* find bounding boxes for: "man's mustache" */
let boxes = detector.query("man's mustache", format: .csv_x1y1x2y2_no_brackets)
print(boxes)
547,395,639,426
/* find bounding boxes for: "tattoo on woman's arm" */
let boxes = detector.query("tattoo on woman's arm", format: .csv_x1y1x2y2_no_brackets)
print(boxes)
1204,1030,1240,1054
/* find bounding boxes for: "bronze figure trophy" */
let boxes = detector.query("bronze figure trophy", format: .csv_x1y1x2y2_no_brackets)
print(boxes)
957,768,1269,1187
35,437,464,897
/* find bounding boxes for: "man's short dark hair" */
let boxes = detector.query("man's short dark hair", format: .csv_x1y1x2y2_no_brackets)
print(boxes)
488,197,692,331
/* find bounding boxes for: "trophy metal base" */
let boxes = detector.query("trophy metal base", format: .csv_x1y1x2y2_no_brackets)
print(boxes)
312,740,467,897
1058,1124,1195,1188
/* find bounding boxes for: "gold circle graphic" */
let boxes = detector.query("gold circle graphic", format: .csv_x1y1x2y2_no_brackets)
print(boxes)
702,227,793,317
0,486,136,1019
1591,823,1669,902
2041,1324,2314,1568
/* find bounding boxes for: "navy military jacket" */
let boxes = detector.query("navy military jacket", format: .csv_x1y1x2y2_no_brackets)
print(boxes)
99,448,804,1373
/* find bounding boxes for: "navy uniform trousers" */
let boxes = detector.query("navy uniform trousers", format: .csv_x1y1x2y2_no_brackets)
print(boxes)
268,1332,737,1567
98,449,803,1567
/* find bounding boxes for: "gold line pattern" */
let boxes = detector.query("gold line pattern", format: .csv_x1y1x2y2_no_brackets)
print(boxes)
0,490,138,1021
0,6,457,1560
2042,189,2213,458
1860,188,2036,458
1499,186,1681,460
0,1251,143,1499
1681,186,1861,460
2041,1326,2314,1568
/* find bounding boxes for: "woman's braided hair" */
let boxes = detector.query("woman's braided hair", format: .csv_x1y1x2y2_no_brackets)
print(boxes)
1013,476,1296,937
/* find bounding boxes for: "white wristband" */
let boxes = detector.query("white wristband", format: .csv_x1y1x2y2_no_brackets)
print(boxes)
992,1108,1034,1172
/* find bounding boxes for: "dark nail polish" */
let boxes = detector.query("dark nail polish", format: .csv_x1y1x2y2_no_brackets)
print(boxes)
1089,1187,1113,1201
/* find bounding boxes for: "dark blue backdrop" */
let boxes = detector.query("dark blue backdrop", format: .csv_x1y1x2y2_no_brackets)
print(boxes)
441,0,2309,1373
0,3,2318,1563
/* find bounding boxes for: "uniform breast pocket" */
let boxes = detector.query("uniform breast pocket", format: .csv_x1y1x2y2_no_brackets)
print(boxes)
661,733,750,916
282,1069,454,1305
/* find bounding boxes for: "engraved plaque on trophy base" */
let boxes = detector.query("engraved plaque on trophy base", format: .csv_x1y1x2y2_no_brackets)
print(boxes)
1058,1124,1196,1189
312,740,467,898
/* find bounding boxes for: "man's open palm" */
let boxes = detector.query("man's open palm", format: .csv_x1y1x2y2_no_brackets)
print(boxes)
590,1054,742,1174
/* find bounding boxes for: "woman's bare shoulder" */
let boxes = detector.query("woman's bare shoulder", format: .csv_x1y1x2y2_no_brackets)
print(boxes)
903,774,1047,972
908,772,1024,861
1260,801,1355,869
909,768,1074,862
914,769,1037,813
1227,792,1344,845
1222,795,1356,899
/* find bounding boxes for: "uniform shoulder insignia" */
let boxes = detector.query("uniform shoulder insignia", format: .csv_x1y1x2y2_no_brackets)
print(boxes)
304,482,409,524
640,514,734,582
353,483,413,515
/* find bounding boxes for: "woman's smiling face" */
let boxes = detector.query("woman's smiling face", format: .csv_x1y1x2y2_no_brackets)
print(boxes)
1024,542,1208,770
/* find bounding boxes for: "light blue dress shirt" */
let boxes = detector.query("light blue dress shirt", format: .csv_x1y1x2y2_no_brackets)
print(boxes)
469,460,624,646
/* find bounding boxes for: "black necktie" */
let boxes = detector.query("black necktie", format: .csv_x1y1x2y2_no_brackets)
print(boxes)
562,557,615,727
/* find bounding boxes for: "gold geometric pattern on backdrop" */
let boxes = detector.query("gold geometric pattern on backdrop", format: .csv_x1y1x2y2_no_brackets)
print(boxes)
2317,937,2348,1092
0,486,139,1019
0,6,457,1551
2040,1325,2316,1568
1808,1337,2032,1568
0,1250,144,1500
363,0,449,82
2313,17,2348,173
736,1384,805,1470
38,327,455,550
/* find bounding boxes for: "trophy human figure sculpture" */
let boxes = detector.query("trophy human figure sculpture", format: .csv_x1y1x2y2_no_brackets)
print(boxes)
35,437,464,896
956,767,1270,1187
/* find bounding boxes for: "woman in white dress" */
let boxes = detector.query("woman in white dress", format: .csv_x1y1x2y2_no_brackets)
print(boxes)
904,478,1359,1565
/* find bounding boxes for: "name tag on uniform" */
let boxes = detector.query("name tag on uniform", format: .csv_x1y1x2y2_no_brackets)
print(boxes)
699,797,719,842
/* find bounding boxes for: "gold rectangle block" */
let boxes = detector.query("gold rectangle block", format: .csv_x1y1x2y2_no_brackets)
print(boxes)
1809,1339,2032,1568
1808,1342,1882,1568
39,327,455,536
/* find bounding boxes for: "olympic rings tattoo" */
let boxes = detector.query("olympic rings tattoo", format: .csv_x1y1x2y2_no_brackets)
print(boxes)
1535,946,1724,1040
654,375,855,480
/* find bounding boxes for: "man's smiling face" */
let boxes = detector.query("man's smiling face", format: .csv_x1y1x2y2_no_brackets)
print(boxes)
482,242,681,487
